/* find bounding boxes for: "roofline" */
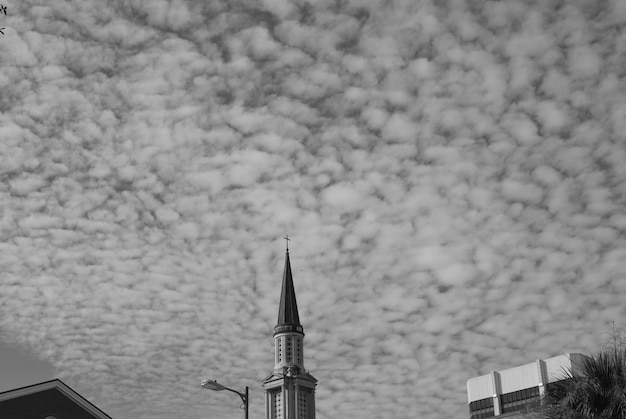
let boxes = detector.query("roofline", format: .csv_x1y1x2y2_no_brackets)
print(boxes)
0,379,113,419
466,352,588,385
466,353,590,403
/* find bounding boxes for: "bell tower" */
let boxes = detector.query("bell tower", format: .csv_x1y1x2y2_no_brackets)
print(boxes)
263,248,317,419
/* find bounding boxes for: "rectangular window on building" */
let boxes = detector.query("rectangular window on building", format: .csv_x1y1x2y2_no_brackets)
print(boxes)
469,397,494,419
500,386,540,414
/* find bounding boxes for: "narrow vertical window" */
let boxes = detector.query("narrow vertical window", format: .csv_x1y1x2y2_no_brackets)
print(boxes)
275,391,282,418
298,390,308,419
286,336,293,362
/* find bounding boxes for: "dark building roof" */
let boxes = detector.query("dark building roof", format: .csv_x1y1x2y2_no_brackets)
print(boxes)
274,250,303,335
0,379,112,419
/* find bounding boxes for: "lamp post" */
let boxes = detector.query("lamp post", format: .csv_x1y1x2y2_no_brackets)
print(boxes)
201,379,249,419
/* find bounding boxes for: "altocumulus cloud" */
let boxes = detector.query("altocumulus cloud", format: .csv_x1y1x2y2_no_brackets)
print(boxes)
1,0,626,418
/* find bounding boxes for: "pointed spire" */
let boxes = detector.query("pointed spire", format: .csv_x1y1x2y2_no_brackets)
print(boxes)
275,250,303,335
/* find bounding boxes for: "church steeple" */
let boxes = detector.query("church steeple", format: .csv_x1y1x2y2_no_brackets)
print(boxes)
275,251,303,335
263,247,317,419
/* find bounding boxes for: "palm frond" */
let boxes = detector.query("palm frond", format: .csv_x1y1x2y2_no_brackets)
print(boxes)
539,349,626,419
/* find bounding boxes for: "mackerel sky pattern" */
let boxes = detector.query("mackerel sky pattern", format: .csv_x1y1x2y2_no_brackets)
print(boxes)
1,0,626,418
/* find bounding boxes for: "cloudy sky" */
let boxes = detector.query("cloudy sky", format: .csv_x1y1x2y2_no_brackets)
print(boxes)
1,0,626,418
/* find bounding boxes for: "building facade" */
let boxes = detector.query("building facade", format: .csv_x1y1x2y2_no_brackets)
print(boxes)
467,353,588,418
263,249,317,419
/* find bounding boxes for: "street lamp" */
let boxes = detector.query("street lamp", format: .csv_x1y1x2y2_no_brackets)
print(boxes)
201,379,249,419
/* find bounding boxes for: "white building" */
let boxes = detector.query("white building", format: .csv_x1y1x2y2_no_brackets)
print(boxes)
466,353,588,418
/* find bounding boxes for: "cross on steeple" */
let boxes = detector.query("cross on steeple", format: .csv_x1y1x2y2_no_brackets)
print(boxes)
284,235,290,251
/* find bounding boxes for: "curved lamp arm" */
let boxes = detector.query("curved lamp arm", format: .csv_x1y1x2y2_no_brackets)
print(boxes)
201,380,249,419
